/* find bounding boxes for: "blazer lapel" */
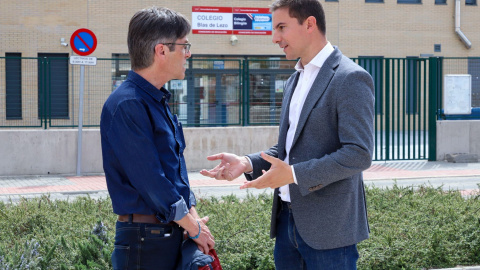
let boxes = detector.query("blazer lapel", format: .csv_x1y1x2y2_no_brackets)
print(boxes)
277,71,300,160
290,48,342,150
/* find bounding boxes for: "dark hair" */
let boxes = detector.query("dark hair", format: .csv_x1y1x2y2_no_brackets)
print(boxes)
128,7,191,70
270,0,326,35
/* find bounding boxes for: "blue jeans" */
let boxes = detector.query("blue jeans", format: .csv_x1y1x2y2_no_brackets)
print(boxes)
111,221,183,270
274,201,359,270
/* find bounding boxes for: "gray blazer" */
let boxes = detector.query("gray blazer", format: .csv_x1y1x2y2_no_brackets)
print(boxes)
247,47,375,250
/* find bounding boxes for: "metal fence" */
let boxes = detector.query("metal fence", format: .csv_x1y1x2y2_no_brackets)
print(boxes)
353,57,436,161
1,56,43,128
0,56,298,129
439,57,480,119
245,59,296,125
177,59,243,126
2,56,479,161
0,56,118,129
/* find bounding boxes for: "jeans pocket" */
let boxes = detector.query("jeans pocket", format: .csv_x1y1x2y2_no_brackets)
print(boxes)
145,225,174,240
111,245,130,270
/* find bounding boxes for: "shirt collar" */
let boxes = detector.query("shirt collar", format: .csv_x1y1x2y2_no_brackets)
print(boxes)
127,70,171,102
295,42,334,71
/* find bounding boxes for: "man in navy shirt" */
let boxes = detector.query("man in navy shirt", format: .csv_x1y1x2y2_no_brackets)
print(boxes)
100,7,215,269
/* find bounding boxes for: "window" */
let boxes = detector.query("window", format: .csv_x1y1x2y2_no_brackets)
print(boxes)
466,0,477,5
435,0,446,4
112,53,130,91
37,53,69,119
5,53,22,119
366,0,383,2
398,0,421,3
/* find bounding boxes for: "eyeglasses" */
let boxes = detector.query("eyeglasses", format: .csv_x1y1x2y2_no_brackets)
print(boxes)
161,43,191,54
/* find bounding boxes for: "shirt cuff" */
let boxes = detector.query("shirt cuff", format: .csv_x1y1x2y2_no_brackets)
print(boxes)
189,190,197,207
291,165,298,184
245,156,254,174
172,197,189,221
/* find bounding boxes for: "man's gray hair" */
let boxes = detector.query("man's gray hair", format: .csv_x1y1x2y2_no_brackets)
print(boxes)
128,7,191,70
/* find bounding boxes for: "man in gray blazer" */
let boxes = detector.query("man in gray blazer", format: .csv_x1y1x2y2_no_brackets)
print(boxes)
200,0,374,269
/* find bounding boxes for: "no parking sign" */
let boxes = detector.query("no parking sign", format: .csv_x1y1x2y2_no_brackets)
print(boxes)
69,28,97,176
70,28,97,56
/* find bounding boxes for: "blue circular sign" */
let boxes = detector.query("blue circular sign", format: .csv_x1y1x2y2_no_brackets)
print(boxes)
70,28,97,56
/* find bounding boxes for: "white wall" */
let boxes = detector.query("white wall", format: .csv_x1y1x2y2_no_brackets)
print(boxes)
0,127,279,176
3,121,478,176
436,120,480,161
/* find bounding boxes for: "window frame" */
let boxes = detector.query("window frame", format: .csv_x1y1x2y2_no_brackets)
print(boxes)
397,0,421,3
466,0,477,5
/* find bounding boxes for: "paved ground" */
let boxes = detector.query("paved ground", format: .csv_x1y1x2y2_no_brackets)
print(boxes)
1,160,480,203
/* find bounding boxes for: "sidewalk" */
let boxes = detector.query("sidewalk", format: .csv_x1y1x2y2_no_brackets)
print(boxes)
1,160,480,201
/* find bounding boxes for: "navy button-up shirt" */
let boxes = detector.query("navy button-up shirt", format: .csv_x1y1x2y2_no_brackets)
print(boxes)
100,70,194,223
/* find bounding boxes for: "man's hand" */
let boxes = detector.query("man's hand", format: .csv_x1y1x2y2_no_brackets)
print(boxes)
177,214,215,254
240,152,294,189
200,153,251,181
192,216,215,254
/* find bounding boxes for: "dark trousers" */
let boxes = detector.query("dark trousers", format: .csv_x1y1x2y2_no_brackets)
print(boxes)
111,220,183,270
274,201,359,270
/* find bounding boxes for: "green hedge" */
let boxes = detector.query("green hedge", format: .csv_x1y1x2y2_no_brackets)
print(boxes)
0,185,480,269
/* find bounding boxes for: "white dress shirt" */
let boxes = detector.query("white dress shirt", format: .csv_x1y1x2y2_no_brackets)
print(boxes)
279,42,335,202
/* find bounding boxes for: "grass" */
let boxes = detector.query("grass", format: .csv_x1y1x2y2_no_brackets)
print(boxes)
0,185,479,269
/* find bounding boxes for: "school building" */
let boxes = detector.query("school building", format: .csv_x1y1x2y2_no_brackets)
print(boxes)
0,1,479,176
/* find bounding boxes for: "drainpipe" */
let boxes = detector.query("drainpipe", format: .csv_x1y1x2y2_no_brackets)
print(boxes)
455,0,472,49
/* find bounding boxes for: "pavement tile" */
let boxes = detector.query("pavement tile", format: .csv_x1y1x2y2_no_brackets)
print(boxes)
0,161,480,196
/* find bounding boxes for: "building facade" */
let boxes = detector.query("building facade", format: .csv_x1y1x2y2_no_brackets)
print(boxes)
1,0,478,59
0,1,479,165
0,0,479,130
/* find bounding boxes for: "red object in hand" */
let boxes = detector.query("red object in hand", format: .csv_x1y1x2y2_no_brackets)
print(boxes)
199,249,222,270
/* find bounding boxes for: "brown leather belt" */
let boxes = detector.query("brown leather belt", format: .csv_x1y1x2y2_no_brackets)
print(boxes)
118,214,174,225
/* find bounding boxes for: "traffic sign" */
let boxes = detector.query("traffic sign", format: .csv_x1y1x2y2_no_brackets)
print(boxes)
70,28,97,56
69,56,97,66
69,29,97,175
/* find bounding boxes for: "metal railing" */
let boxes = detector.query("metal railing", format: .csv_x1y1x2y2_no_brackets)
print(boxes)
1,56,43,128
177,59,243,126
353,57,435,161
439,57,480,119
3,56,480,161
245,59,296,125
0,57,296,129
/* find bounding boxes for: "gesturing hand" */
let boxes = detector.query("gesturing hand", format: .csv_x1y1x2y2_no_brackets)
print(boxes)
240,152,294,189
199,153,251,181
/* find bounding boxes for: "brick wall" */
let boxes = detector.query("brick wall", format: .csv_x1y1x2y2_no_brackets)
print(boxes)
1,0,478,58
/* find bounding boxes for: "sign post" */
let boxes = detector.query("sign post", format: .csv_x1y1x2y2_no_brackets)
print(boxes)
70,28,97,176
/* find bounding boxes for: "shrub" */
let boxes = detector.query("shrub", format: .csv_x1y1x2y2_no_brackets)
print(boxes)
0,186,480,269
